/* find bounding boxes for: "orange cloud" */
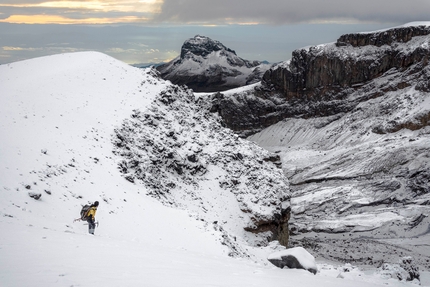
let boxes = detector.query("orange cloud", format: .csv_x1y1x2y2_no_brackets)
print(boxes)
0,14,149,24
0,0,162,13
0,0,163,24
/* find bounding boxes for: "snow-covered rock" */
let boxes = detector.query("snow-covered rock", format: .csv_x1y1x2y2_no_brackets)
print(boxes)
268,246,317,274
378,256,420,283
112,79,291,250
157,35,272,92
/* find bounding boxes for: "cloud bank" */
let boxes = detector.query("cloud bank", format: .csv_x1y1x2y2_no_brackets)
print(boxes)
0,0,161,24
155,0,430,25
0,0,429,25
0,0,427,65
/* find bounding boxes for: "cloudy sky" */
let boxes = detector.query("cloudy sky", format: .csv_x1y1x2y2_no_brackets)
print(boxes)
0,0,429,64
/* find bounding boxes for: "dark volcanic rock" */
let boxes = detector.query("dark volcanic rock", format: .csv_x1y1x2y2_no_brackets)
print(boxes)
268,247,317,274
262,25,430,100
210,91,289,137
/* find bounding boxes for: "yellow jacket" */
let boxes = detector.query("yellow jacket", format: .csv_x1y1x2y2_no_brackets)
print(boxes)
87,207,97,220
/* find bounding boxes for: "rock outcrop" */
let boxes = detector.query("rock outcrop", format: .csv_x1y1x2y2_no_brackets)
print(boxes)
378,257,421,282
113,81,291,251
157,35,271,92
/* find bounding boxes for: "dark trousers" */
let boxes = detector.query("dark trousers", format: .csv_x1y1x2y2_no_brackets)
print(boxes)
87,218,96,234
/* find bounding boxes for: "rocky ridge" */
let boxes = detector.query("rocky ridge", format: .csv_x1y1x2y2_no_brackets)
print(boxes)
112,77,291,250
157,35,271,92
262,24,430,103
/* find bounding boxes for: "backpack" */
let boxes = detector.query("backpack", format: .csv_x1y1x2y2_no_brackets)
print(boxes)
80,204,91,220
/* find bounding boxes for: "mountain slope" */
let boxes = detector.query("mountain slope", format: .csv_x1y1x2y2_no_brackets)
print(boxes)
0,51,426,287
0,49,291,247
157,35,271,92
240,23,430,269
0,51,287,286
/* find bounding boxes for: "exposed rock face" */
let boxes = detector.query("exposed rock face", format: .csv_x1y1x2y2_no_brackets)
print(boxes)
156,35,271,92
262,25,430,102
244,204,291,246
337,25,430,47
211,24,430,136
210,89,289,137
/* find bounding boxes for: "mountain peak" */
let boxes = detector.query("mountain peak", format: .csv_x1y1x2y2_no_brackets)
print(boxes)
157,35,271,92
180,35,236,58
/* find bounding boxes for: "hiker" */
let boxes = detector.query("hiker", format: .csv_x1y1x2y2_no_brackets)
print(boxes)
86,201,99,235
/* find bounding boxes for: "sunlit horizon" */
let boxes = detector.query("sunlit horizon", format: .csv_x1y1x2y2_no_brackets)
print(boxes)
0,0,162,24
0,14,151,24
0,0,422,65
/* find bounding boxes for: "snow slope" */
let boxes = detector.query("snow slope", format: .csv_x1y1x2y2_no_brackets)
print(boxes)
0,52,424,286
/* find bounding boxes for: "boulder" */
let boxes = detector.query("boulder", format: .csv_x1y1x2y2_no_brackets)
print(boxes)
268,247,317,274
28,192,42,200
378,256,420,282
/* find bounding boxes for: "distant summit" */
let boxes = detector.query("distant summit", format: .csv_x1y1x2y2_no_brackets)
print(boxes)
180,35,236,58
156,35,271,92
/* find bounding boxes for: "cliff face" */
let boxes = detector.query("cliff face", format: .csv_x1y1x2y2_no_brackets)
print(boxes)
211,24,430,136
337,25,430,47
263,24,430,102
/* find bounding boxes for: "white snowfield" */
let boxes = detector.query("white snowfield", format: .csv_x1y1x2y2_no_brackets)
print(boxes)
0,51,425,286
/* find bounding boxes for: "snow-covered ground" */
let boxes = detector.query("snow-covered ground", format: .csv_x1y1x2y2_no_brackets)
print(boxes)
0,52,428,286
